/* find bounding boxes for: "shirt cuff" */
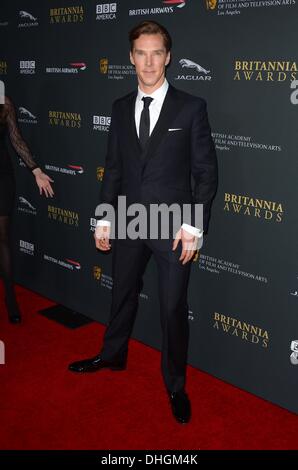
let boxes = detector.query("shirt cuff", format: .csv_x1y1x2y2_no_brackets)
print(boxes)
181,223,203,238
96,220,111,227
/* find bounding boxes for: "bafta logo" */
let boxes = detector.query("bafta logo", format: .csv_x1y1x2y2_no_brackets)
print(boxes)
93,266,102,281
97,166,105,181
206,0,217,10
100,58,108,74
0,61,7,75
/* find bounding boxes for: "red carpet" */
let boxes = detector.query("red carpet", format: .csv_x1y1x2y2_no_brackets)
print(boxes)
0,285,297,450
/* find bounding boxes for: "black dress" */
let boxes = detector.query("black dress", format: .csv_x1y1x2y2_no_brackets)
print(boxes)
0,98,38,216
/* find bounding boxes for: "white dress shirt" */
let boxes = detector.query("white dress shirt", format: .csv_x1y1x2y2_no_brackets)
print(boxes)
97,78,202,241
135,78,169,137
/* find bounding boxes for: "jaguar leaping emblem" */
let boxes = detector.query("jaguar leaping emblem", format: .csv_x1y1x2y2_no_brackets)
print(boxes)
19,197,36,210
179,59,210,74
19,11,37,21
19,107,36,119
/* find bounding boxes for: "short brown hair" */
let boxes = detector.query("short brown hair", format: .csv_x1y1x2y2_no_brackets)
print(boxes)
129,21,172,52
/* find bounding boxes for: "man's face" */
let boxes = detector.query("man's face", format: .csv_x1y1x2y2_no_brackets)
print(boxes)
130,33,170,93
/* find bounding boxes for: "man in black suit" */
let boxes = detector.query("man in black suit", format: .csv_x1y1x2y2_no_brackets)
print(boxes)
69,21,218,424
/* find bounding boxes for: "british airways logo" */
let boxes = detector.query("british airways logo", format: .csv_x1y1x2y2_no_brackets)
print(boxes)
129,0,186,16
163,0,185,7
69,62,87,71
46,62,87,74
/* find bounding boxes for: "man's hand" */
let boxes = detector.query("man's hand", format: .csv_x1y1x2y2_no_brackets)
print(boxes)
172,228,199,265
94,225,111,251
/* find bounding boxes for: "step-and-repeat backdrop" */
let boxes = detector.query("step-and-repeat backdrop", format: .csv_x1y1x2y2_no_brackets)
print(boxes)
1,0,297,413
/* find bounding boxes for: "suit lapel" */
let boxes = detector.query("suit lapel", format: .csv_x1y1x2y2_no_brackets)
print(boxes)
124,84,186,167
127,91,142,156
141,85,186,168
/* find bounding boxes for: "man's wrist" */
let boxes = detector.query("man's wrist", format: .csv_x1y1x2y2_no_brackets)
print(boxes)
181,223,203,238
96,220,111,227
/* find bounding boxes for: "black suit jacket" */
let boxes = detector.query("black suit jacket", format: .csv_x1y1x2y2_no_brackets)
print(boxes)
99,84,218,248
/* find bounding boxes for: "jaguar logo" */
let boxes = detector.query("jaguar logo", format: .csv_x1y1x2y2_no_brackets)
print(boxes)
19,11,37,21
179,59,210,74
19,107,36,119
19,197,36,210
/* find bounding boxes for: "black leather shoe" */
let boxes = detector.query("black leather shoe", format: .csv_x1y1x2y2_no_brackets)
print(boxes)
8,313,22,324
68,355,126,373
169,389,191,424
5,297,22,324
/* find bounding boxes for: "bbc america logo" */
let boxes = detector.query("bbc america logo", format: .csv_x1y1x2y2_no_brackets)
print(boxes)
20,60,35,74
93,116,111,125
20,239,34,255
93,115,111,131
20,60,35,68
96,3,117,20
96,3,116,13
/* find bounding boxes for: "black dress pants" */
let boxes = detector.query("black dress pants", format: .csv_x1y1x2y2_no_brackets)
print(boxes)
101,239,192,393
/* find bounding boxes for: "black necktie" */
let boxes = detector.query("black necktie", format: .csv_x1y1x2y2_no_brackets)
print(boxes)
139,96,153,150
